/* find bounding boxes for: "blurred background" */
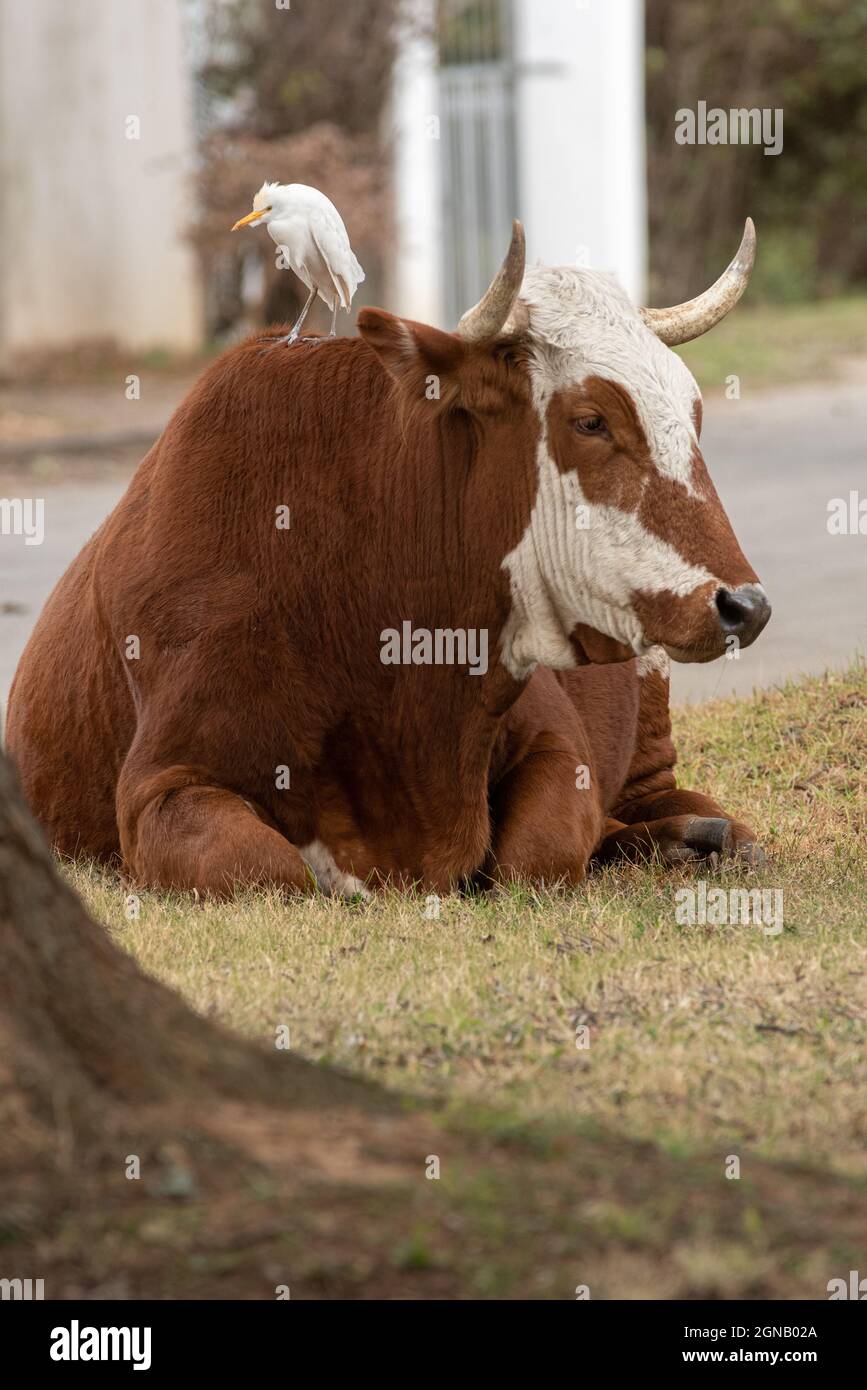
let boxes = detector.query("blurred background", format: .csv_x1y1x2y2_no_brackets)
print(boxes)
1,0,865,713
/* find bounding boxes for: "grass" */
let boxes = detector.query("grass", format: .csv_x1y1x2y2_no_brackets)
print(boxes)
48,662,866,1297
676,293,867,392
68,661,867,1192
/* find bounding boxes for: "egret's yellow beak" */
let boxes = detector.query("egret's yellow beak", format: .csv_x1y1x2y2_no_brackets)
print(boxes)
231,207,269,231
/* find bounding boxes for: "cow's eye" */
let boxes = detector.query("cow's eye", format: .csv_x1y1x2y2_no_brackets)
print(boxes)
573,414,607,436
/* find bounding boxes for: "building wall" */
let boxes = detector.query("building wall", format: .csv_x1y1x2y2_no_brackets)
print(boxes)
0,0,202,365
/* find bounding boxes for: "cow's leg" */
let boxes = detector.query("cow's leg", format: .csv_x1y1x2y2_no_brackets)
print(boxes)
596,655,764,867
594,803,764,867
117,767,312,896
483,743,603,888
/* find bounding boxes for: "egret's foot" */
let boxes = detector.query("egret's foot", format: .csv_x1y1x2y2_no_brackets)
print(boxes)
257,332,319,356
257,332,296,354
286,335,327,350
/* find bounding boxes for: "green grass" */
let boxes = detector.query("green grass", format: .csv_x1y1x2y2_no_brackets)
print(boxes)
676,294,867,391
68,661,867,1186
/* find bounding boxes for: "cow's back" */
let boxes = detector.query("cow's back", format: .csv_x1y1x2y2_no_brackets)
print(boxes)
4,336,398,864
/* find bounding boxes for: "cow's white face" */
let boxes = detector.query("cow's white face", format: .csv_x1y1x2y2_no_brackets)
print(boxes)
358,221,769,679
499,266,770,678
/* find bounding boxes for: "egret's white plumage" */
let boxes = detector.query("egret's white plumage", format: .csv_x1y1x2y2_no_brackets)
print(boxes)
232,181,365,345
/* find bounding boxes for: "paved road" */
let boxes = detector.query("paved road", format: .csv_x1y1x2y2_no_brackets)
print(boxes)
0,375,864,716
0,474,130,715
669,370,866,702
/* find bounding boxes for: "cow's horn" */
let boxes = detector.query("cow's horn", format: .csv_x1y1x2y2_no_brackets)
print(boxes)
640,218,756,346
457,219,526,343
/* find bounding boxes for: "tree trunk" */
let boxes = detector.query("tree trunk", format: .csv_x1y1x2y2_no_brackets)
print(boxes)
0,751,369,1114
0,749,406,1296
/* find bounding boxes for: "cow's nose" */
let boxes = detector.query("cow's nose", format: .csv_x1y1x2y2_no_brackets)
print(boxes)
714,584,772,647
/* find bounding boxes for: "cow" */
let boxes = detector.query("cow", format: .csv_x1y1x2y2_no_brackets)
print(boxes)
5,220,771,897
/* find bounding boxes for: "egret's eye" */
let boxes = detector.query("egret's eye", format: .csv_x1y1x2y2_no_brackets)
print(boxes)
573,414,608,437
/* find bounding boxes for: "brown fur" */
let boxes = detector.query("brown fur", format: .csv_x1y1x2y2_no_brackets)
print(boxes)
5,324,763,895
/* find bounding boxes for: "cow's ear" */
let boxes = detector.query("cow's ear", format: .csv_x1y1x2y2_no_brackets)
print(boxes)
357,309,467,395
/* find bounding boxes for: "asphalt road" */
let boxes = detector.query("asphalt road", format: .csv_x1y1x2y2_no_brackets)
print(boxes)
0,374,864,717
0,474,130,717
668,370,866,702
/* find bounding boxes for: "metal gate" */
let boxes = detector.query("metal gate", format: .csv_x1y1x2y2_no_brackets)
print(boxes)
438,0,517,329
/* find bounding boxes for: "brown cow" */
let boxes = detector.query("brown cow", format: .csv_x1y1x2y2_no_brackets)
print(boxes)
6,221,770,896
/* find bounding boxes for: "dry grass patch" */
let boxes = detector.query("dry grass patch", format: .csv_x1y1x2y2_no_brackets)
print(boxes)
68,662,866,1182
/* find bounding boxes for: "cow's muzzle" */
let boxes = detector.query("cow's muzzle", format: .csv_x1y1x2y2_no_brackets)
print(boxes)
661,582,772,663
713,583,772,649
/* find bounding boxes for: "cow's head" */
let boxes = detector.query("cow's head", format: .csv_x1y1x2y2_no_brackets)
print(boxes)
358,221,770,676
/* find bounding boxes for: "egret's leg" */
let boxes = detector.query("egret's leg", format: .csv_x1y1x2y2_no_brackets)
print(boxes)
329,300,339,337
289,287,316,340
258,287,316,352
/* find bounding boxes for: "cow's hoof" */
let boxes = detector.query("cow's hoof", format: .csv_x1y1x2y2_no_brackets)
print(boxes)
682,816,766,868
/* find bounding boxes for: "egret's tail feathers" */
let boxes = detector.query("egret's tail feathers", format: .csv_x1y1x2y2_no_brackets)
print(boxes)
333,260,365,310
334,274,353,311
309,225,364,310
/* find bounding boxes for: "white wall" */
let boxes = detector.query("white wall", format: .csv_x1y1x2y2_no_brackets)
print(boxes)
512,0,646,303
0,0,202,364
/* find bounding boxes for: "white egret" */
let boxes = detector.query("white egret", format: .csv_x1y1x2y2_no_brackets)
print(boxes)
232,181,365,346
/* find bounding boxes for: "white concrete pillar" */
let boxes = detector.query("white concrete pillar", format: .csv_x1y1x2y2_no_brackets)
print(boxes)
512,0,646,302
388,0,443,325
